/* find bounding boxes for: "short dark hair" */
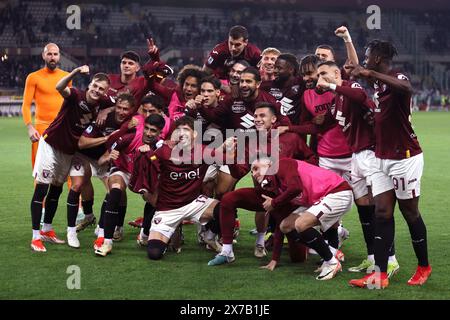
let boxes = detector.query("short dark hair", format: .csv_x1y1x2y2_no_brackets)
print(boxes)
255,101,277,116
116,93,136,108
141,94,166,111
92,73,110,85
174,115,195,131
277,53,299,76
229,25,249,40
145,113,165,130
241,66,261,82
316,44,336,61
120,50,141,64
317,60,339,69
366,39,398,61
234,60,251,68
200,75,221,90
177,65,205,88
299,54,321,75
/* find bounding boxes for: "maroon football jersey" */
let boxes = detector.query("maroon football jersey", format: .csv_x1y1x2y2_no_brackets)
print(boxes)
260,77,305,125
333,80,376,153
79,111,121,160
44,88,106,155
153,144,219,211
228,129,318,180
205,40,261,79
198,90,289,132
107,74,150,106
373,71,422,159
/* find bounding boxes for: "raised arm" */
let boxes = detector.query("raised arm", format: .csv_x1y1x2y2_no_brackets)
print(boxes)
56,65,89,98
335,26,359,65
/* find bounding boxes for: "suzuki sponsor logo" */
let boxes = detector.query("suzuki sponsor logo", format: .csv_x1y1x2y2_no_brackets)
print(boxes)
280,97,294,115
240,113,255,129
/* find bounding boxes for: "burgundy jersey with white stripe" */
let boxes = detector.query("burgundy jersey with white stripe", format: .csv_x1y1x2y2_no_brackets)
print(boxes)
260,77,305,125
372,71,422,159
44,88,110,155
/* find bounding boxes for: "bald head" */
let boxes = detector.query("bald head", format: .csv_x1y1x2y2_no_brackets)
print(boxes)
42,43,60,70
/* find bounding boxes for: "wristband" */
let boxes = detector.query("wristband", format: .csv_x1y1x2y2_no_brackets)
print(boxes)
329,83,337,91
343,34,352,43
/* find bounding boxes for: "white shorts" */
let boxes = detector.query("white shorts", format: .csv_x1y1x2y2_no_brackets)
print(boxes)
150,195,215,239
69,153,108,180
33,138,73,185
351,149,392,200
203,164,231,182
292,190,354,232
108,167,131,186
373,153,423,200
319,156,352,182
320,156,366,199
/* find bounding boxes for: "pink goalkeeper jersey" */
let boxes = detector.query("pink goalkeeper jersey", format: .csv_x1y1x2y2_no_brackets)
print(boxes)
293,160,348,206
168,91,186,121
269,159,351,209
303,89,352,158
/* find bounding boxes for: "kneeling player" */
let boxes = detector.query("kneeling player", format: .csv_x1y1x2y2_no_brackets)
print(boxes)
146,116,234,260
253,157,353,280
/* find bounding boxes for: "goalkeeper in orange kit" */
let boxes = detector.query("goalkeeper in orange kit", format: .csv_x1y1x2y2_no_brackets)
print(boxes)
21,43,71,169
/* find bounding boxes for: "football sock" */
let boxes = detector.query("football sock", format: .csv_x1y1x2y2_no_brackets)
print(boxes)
256,232,265,247
357,204,375,255
43,185,63,224
221,244,233,255
31,183,49,230
299,227,333,262
104,188,122,239
82,199,94,217
407,215,429,266
374,217,395,273
97,228,104,238
67,190,81,227
116,205,127,227
32,229,41,240
42,223,52,232
388,216,396,257
323,227,339,249
67,226,76,234
142,202,155,236
98,195,108,228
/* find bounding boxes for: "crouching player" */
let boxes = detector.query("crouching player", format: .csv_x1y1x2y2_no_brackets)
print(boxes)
253,157,353,280
128,114,166,247
146,116,235,260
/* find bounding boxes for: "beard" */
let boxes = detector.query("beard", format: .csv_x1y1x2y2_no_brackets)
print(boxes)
46,61,57,70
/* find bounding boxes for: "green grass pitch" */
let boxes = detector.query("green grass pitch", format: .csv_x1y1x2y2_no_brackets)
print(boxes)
0,112,449,300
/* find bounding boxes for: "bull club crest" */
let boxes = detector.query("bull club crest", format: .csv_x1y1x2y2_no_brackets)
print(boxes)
153,217,162,224
42,169,51,178
269,88,282,100
292,85,299,94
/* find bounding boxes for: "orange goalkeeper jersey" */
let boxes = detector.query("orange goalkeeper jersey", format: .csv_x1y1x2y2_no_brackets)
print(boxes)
21,67,71,126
